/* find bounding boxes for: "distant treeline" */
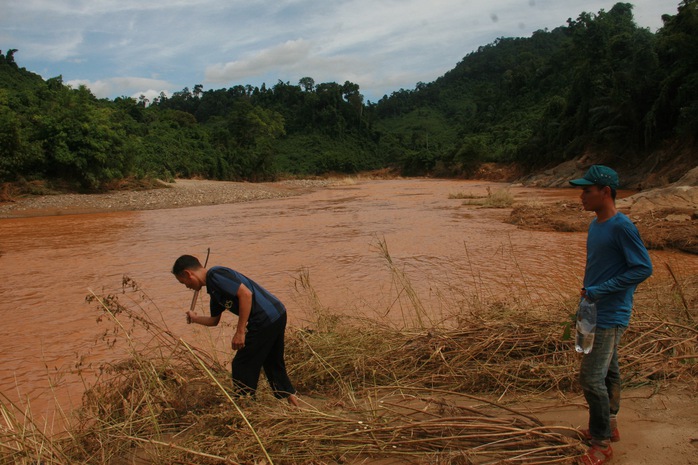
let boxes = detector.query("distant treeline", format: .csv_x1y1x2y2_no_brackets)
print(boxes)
1,1,696,189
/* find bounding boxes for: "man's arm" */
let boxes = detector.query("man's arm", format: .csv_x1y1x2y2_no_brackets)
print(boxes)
186,311,221,326
232,284,252,350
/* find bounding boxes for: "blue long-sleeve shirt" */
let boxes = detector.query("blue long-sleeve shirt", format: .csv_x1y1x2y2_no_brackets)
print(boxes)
583,212,653,328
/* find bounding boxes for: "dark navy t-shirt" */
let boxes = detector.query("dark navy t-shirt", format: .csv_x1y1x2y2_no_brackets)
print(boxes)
206,266,286,330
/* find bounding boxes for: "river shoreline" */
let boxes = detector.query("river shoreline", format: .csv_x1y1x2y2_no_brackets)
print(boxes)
0,178,337,219
3,176,695,255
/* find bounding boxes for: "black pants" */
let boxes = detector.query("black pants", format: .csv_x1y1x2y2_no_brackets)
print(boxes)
231,312,295,399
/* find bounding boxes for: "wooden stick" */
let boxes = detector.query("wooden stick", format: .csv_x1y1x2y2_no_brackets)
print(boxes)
665,262,693,322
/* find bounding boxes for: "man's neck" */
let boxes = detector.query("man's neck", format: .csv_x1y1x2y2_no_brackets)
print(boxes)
595,204,618,223
196,267,208,287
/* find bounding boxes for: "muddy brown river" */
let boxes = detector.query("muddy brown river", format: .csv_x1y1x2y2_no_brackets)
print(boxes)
1,179,695,424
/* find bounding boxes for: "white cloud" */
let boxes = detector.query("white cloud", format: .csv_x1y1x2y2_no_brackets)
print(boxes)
205,39,312,83
131,89,170,104
4,0,683,102
66,77,173,99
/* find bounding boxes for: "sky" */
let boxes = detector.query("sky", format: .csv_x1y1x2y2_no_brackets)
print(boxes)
1,0,683,103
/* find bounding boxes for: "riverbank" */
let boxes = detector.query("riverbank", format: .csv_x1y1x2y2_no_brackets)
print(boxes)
3,175,696,254
0,178,338,219
2,162,696,219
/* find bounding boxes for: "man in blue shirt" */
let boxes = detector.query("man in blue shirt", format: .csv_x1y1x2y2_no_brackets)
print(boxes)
569,166,652,465
173,254,299,406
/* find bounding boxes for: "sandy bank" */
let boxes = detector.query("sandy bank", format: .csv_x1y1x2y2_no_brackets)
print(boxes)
0,178,334,219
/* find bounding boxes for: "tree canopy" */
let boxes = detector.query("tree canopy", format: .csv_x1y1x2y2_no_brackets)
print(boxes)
1,1,696,189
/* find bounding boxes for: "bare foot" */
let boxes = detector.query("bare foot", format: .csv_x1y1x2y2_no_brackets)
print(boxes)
287,394,300,407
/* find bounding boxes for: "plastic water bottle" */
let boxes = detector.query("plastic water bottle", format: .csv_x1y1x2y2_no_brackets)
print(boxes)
575,298,597,354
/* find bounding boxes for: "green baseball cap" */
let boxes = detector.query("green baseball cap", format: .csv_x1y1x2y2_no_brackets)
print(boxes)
569,165,619,189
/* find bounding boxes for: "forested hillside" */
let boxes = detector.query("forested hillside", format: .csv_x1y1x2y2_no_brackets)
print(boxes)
376,1,697,175
1,1,696,190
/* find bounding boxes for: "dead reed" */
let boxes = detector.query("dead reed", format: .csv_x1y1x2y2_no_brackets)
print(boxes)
287,310,698,400
457,187,515,208
1,248,695,464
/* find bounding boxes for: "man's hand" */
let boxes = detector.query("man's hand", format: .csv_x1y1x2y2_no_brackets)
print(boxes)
186,311,195,324
232,330,246,350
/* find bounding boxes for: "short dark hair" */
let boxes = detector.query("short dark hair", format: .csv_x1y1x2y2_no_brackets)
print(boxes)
172,255,202,276
595,184,617,201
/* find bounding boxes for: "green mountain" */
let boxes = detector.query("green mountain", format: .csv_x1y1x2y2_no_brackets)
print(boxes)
1,1,696,190
374,1,697,175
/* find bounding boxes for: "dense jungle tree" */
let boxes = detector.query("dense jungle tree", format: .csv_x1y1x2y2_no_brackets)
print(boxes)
652,0,698,141
1,2,696,187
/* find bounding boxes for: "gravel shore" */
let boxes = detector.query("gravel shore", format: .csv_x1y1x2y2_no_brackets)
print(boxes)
0,178,335,218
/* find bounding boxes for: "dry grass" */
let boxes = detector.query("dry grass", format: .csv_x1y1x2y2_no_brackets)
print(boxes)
0,179,61,202
482,187,515,208
1,246,696,464
331,169,404,186
448,191,482,200
459,187,515,208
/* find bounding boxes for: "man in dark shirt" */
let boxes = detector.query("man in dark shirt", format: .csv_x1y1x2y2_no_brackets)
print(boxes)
173,254,298,406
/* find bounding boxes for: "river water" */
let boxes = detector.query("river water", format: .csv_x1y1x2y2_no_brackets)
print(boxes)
0,179,695,424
